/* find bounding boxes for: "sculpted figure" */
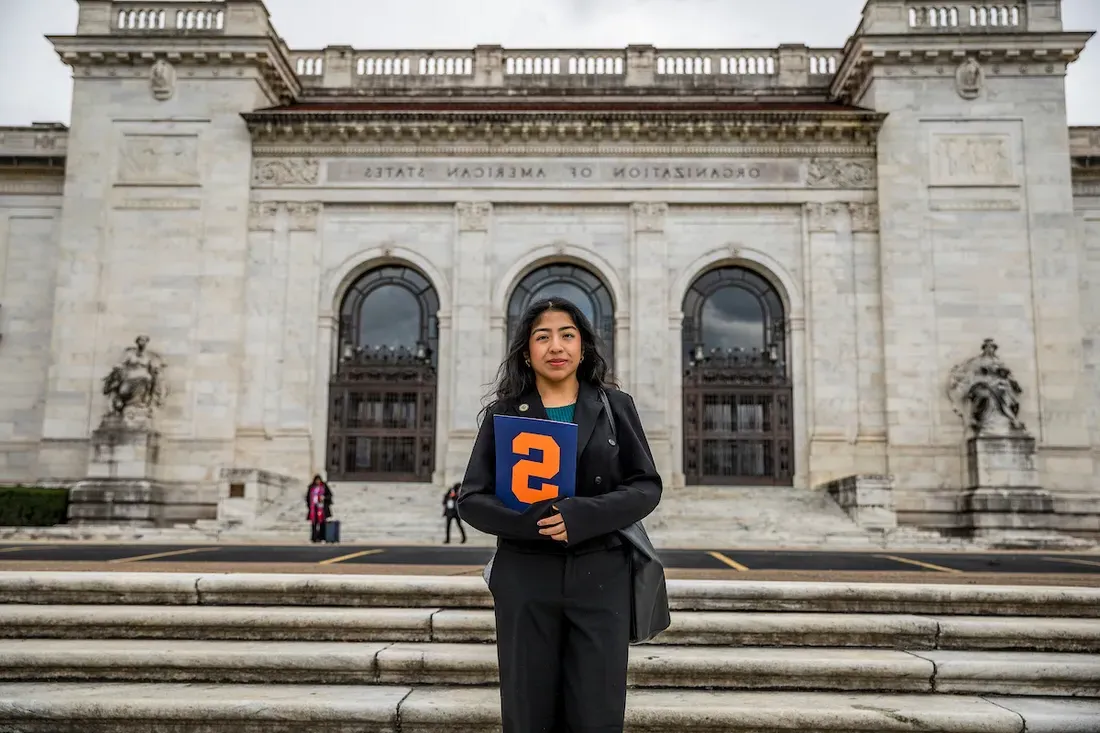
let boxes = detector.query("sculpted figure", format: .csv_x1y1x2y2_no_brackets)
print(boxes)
150,59,176,101
102,335,168,423
956,57,983,99
947,338,1026,436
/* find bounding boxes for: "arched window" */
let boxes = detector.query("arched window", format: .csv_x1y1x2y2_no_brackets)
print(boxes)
329,264,440,482
681,266,792,486
337,265,439,367
682,266,785,370
506,263,616,362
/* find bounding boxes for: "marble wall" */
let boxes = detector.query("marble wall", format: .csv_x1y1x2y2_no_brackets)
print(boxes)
862,64,1096,527
0,196,61,481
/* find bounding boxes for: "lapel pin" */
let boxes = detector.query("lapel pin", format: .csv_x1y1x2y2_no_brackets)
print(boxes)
519,404,529,412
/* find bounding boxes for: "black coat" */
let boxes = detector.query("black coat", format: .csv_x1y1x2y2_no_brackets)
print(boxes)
457,381,663,552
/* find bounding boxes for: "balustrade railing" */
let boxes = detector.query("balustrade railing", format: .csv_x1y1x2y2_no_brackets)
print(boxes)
906,3,1026,31
113,3,225,33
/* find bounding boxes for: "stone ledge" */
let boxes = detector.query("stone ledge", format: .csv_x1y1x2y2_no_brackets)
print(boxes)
3,606,1098,653
4,639,1097,696
3,572,1100,616
0,683,1082,732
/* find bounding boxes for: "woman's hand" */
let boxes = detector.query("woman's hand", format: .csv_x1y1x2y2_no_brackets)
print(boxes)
537,507,568,542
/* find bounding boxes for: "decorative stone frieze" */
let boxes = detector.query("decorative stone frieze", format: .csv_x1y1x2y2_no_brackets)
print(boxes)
805,202,845,232
832,38,1092,104
50,43,300,104
248,202,278,231
848,202,880,232
455,202,491,232
252,158,320,187
244,110,885,158
286,202,321,231
807,158,876,189
632,202,668,233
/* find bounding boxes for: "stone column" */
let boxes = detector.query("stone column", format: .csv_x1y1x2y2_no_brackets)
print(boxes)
311,312,337,476
444,202,493,483
804,202,858,484
850,202,888,472
236,202,278,438
629,203,672,479
666,310,686,488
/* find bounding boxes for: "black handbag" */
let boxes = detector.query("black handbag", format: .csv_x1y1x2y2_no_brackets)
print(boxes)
598,389,672,644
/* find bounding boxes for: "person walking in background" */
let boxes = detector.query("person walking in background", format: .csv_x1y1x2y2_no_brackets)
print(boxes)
457,297,662,733
442,482,467,544
305,474,333,543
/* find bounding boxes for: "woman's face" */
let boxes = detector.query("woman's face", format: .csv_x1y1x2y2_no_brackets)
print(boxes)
526,309,582,385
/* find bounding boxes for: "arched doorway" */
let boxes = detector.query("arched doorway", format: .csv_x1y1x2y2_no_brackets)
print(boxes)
506,263,616,361
682,266,793,485
326,265,439,482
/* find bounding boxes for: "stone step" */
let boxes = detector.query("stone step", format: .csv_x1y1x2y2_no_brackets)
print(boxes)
1,639,1097,696
4,572,1100,616
2,605,1098,652
0,682,1095,732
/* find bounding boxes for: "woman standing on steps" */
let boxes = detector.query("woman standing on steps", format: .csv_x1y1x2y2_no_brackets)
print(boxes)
457,297,663,733
305,474,332,543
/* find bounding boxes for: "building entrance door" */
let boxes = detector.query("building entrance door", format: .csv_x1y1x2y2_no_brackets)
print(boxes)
326,265,439,482
681,266,794,485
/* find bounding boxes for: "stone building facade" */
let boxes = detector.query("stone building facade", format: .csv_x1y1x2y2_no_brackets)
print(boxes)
0,0,1098,536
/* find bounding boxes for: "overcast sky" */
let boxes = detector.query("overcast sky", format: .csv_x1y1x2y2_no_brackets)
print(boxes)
1,0,1098,126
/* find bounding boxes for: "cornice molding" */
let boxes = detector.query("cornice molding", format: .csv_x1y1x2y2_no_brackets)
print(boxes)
831,32,1093,103
0,179,65,196
48,35,301,104
244,109,885,157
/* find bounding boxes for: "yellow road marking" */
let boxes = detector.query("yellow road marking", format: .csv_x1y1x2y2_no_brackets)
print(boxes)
1041,556,1100,569
707,551,749,571
109,547,219,564
0,546,45,554
876,554,962,574
319,549,385,565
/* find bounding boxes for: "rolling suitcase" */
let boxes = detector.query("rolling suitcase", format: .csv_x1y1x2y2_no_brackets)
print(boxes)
324,519,340,544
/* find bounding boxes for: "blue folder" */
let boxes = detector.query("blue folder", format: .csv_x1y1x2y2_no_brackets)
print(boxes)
493,414,578,512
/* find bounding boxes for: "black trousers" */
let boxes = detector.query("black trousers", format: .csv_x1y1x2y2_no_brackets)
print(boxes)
489,543,631,733
445,515,467,543
310,519,325,542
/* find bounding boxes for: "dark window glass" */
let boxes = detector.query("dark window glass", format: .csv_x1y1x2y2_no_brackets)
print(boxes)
358,285,420,350
702,286,765,352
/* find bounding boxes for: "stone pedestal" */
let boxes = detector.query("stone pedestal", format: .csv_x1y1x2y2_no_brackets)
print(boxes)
822,474,898,530
964,434,1054,540
216,468,300,525
66,416,167,526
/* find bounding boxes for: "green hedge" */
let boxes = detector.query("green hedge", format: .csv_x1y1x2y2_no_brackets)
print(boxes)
0,486,70,527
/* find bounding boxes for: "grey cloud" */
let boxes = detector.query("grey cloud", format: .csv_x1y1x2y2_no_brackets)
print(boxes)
0,0,1097,125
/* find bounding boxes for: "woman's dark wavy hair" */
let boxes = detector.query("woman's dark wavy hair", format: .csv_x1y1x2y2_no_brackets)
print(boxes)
480,297,616,421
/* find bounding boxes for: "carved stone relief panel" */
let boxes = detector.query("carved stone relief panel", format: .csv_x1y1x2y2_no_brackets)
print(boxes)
806,158,876,189
929,134,1016,187
117,134,199,186
150,59,176,101
252,158,320,187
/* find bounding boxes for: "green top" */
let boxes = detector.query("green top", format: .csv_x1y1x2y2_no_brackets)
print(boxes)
544,403,576,423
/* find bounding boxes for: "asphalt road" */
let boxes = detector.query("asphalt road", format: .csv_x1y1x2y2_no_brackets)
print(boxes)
1,542,1099,575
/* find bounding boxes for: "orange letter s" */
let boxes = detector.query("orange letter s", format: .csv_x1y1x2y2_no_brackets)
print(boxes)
510,432,561,505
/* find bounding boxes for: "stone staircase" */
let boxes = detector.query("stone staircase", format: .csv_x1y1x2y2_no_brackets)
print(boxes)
227,481,985,550
0,570,1099,730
